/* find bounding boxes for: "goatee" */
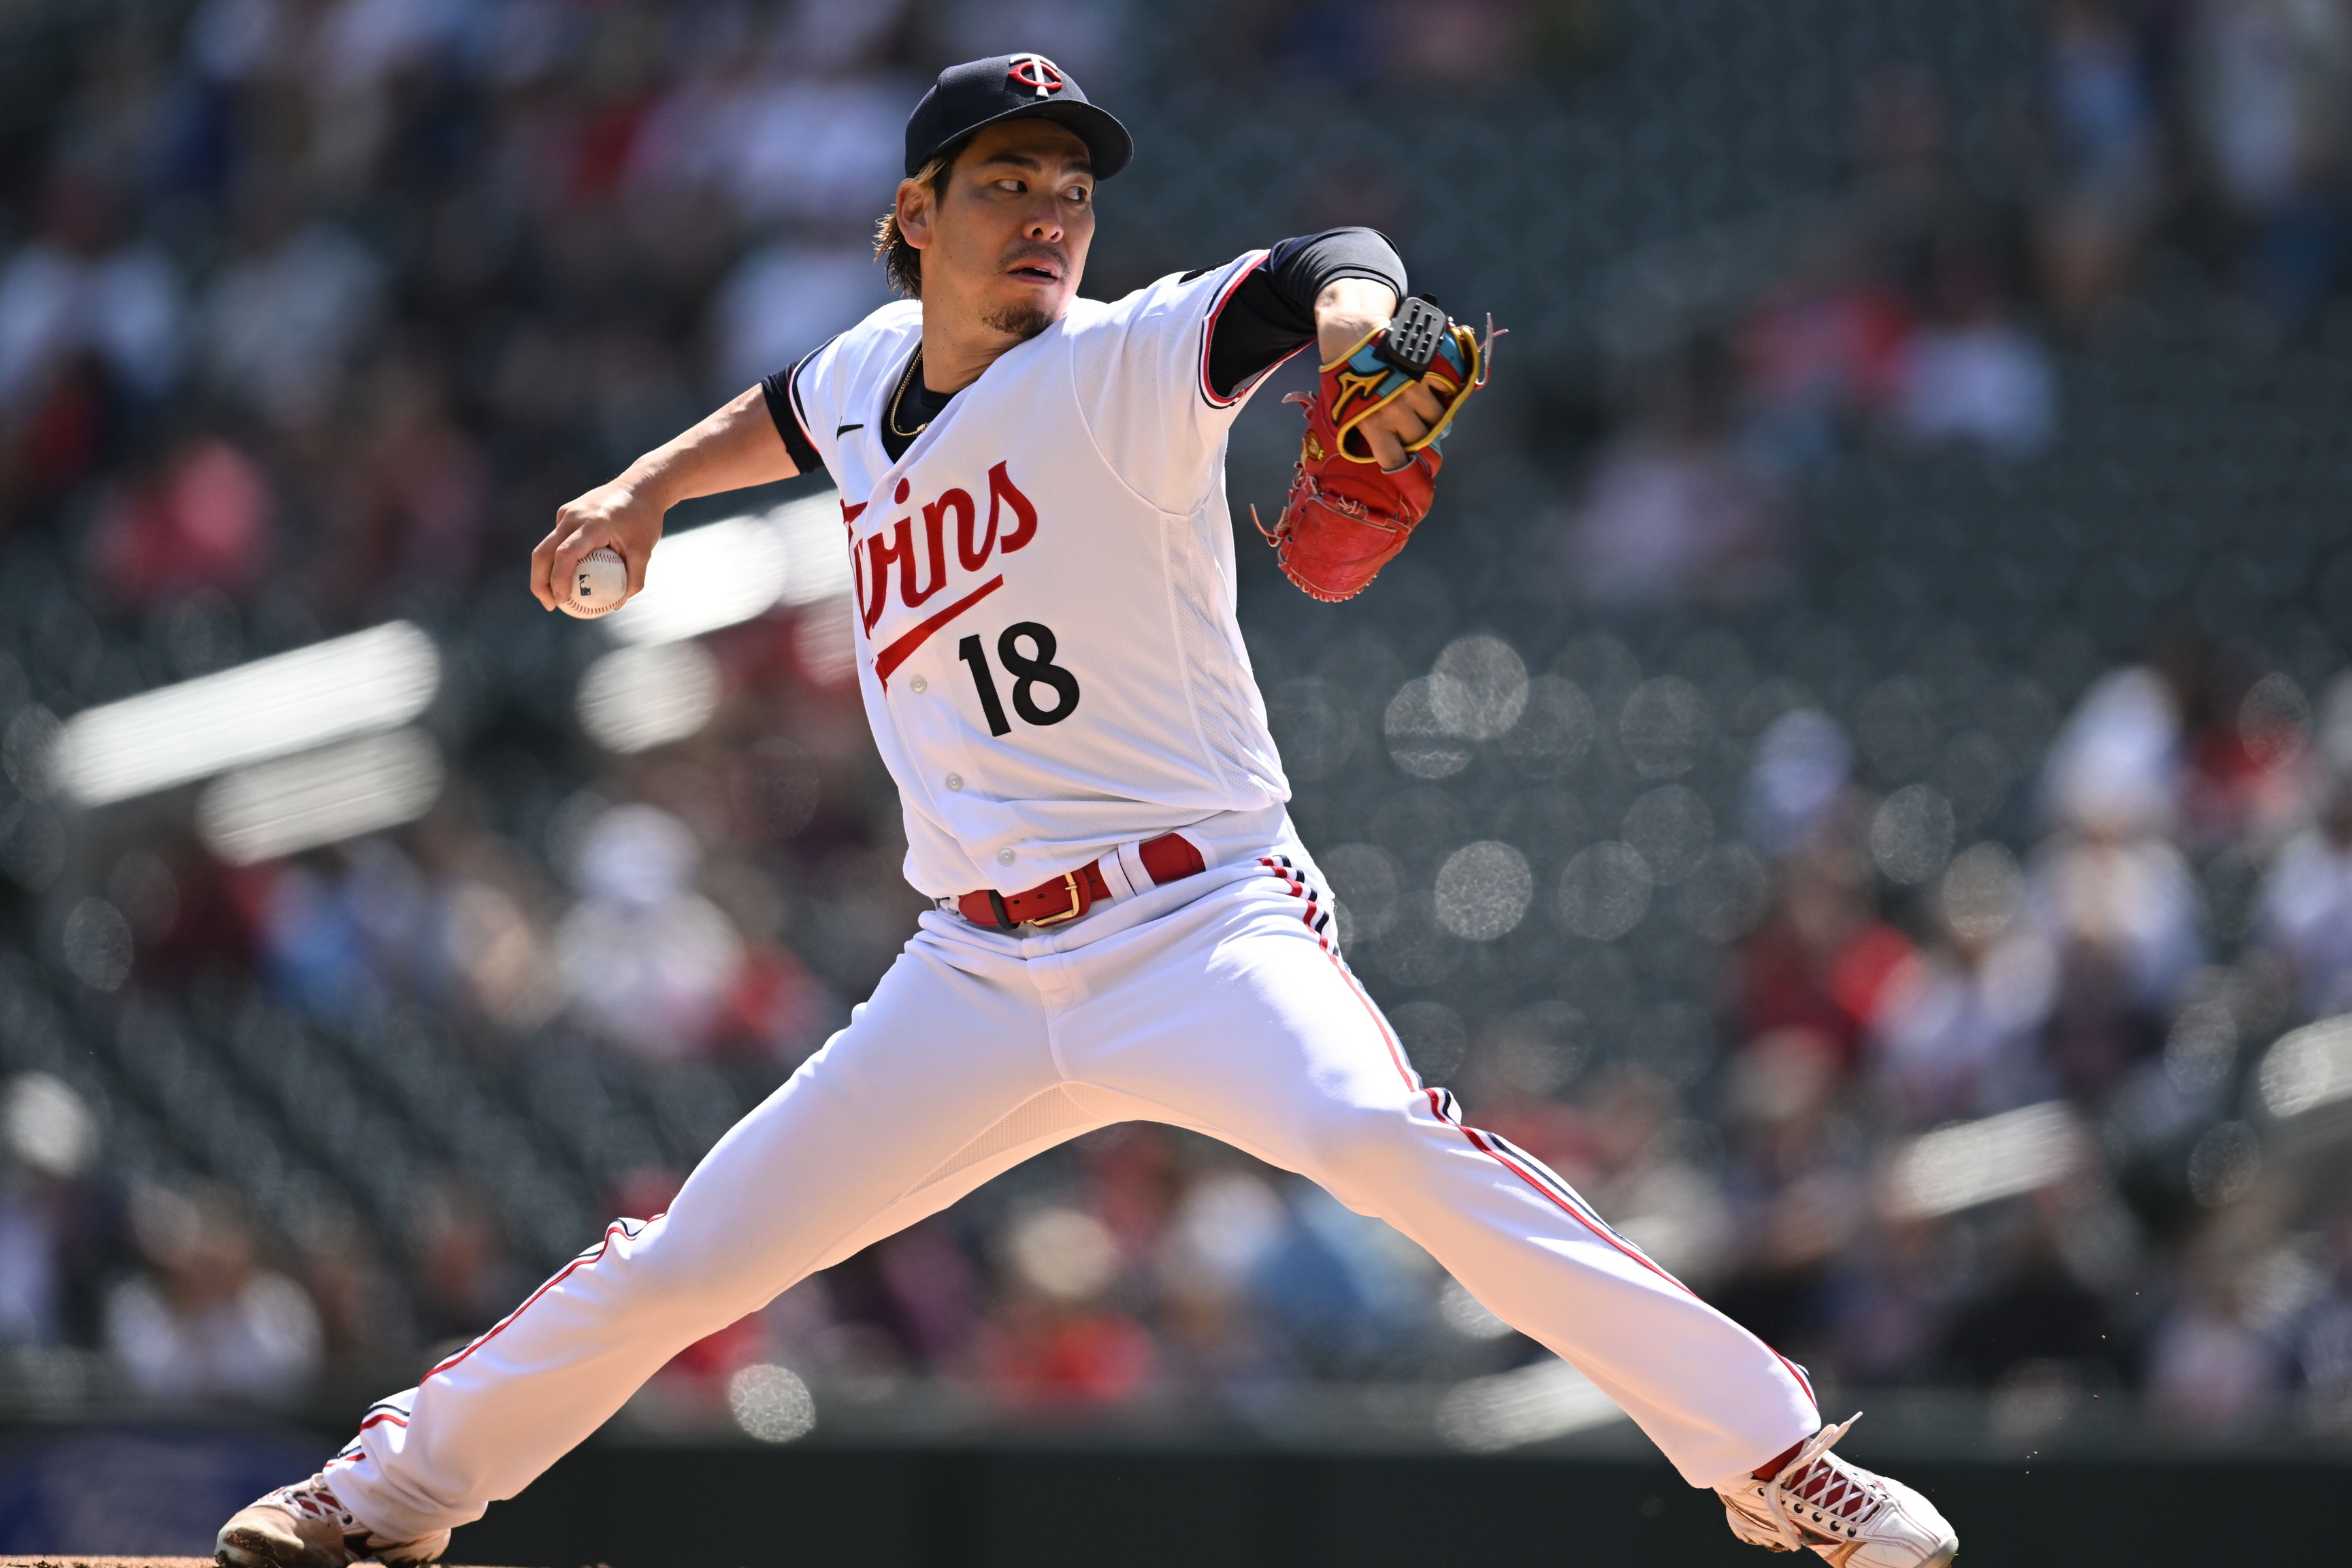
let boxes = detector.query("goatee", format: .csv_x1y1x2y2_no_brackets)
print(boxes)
983,301,1055,341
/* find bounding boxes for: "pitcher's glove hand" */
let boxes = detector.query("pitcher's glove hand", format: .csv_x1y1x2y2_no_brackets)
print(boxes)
1254,301,1499,603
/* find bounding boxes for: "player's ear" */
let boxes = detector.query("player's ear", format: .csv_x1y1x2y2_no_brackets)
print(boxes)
896,178,934,252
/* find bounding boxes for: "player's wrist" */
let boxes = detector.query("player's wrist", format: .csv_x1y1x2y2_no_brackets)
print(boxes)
1315,322,1386,373
1313,278,1399,363
611,458,681,519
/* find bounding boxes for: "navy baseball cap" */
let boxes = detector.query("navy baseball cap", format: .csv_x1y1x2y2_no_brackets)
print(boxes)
904,54,1132,180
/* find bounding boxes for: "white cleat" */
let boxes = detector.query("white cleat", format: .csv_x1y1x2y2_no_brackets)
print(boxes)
1716,1414,1958,1567
216,1472,450,1568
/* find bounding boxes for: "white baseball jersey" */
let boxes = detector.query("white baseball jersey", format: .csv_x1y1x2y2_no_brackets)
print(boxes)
783,254,1290,897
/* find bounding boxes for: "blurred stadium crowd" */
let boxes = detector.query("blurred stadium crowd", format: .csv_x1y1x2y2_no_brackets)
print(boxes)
3,0,2352,1457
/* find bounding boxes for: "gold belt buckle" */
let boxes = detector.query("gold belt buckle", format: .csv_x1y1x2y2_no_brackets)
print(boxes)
1028,871,1086,926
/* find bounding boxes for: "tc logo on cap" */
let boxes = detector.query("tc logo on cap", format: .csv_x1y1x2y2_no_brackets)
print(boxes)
1007,54,1066,97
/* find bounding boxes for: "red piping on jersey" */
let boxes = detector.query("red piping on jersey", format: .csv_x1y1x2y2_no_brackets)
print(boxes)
1318,945,1818,1407
872,574,1003,688
1200,251,1287,409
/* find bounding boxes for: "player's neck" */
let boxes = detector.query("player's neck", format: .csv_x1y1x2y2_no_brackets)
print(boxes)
918,295,1054,395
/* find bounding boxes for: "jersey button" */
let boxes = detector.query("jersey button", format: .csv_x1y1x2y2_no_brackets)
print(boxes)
909,675,926,693
945,773,963,792
998,848,1016,865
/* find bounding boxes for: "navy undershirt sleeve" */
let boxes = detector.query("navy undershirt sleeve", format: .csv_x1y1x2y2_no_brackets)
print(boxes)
1203,227,1407,400
760,361,823,475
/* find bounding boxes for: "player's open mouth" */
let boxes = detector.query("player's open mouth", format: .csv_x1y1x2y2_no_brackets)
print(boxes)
1008,264,1060,282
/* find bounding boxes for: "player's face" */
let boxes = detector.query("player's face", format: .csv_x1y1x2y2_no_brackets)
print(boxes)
924,120,1094,338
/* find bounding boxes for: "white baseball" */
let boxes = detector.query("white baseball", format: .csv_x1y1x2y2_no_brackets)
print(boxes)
560,547,630,618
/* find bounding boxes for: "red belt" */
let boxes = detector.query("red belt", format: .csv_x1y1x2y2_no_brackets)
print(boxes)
957,832,1206,930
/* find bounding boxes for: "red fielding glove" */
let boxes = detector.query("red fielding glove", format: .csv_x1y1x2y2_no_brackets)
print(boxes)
1254,310,1497,603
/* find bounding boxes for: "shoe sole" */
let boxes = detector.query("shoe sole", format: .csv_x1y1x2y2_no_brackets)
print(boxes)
218,1524,342,1568
1818,1529,1959,1567
1724,1499,1957,1567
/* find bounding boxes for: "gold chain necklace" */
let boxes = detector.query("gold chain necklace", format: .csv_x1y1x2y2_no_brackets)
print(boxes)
887,348,929,438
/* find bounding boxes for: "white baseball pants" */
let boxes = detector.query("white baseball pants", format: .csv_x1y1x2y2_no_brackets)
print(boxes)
329,826,1818,1540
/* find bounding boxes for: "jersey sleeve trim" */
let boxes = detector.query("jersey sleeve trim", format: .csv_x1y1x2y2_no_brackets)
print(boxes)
761,348,828,476
1196,250,1281,410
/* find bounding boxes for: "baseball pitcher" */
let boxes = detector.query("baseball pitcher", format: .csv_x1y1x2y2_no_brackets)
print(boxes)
220,55,1955,1568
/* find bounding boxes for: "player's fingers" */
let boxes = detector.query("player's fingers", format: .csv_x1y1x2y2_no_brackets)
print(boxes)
1401,379,1450,425
528,528,563,610
1366,421,1409,472
621,542,648,598
1369,397,1435,453
546,516,606,609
